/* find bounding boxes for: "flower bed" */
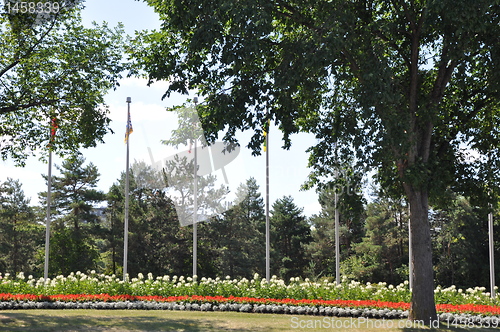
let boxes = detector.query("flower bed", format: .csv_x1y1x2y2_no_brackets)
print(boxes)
2,272,498,306
1,272,500,327
1,293,500,327
1,293,500,315
0,293,410,310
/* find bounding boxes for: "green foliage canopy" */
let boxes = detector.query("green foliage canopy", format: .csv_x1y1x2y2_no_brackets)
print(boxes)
0,1,126,165
131,0,500,199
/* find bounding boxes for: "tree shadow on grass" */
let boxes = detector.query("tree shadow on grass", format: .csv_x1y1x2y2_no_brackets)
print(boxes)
0,311,266,332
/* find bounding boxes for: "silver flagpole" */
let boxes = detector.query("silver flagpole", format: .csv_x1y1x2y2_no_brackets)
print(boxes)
334,168,340,285
488,151,495,298
44,147,52,280
334,142,340,285
193,139,198,277
489,210,495,298
408,203,413,290
123,97,131,281
266,118,270,282
193,97,198,278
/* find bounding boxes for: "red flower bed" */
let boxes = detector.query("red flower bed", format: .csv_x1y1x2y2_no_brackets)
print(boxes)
1,293,499,316
436,303,500,316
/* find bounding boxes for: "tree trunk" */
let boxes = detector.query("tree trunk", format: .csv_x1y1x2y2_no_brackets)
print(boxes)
407,187,437,324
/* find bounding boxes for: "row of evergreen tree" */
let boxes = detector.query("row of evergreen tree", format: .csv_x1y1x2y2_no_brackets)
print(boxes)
0,156,499,289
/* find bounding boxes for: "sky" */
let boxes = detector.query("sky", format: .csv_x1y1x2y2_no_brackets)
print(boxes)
0,0,324,217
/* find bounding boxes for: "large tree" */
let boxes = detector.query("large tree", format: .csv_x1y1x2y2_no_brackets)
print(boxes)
132,0,500,322
0,0,126,165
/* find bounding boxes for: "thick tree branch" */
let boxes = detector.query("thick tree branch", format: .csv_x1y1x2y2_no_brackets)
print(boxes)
429,38,460,107
407,4,427,164
0,98,59,114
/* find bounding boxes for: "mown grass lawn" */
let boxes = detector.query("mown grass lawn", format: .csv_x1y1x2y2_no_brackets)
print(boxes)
0,310,498,332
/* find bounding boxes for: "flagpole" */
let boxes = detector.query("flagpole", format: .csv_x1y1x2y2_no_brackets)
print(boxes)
334,142,340,285
489,210,495,298
193,139,198,277
487,152,495,298
44,147,52,280
408,202,413,290
334,168,340,285
193,97,198,278
123,97,131,281
265,117,270,282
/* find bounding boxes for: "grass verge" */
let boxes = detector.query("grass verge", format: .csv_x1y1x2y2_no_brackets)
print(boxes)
0,310,498,331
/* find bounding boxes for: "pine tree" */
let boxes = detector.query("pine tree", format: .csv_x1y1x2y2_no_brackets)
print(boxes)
39,156,105,275
271,196,311,280
431,195,489,288
305,186,365,279
103,175,127,275
343,197,409,285
105,161,194,277
0,178,43,275
209,178,265,278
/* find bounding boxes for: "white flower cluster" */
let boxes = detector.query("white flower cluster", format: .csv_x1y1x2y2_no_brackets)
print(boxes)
0,272,498,307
